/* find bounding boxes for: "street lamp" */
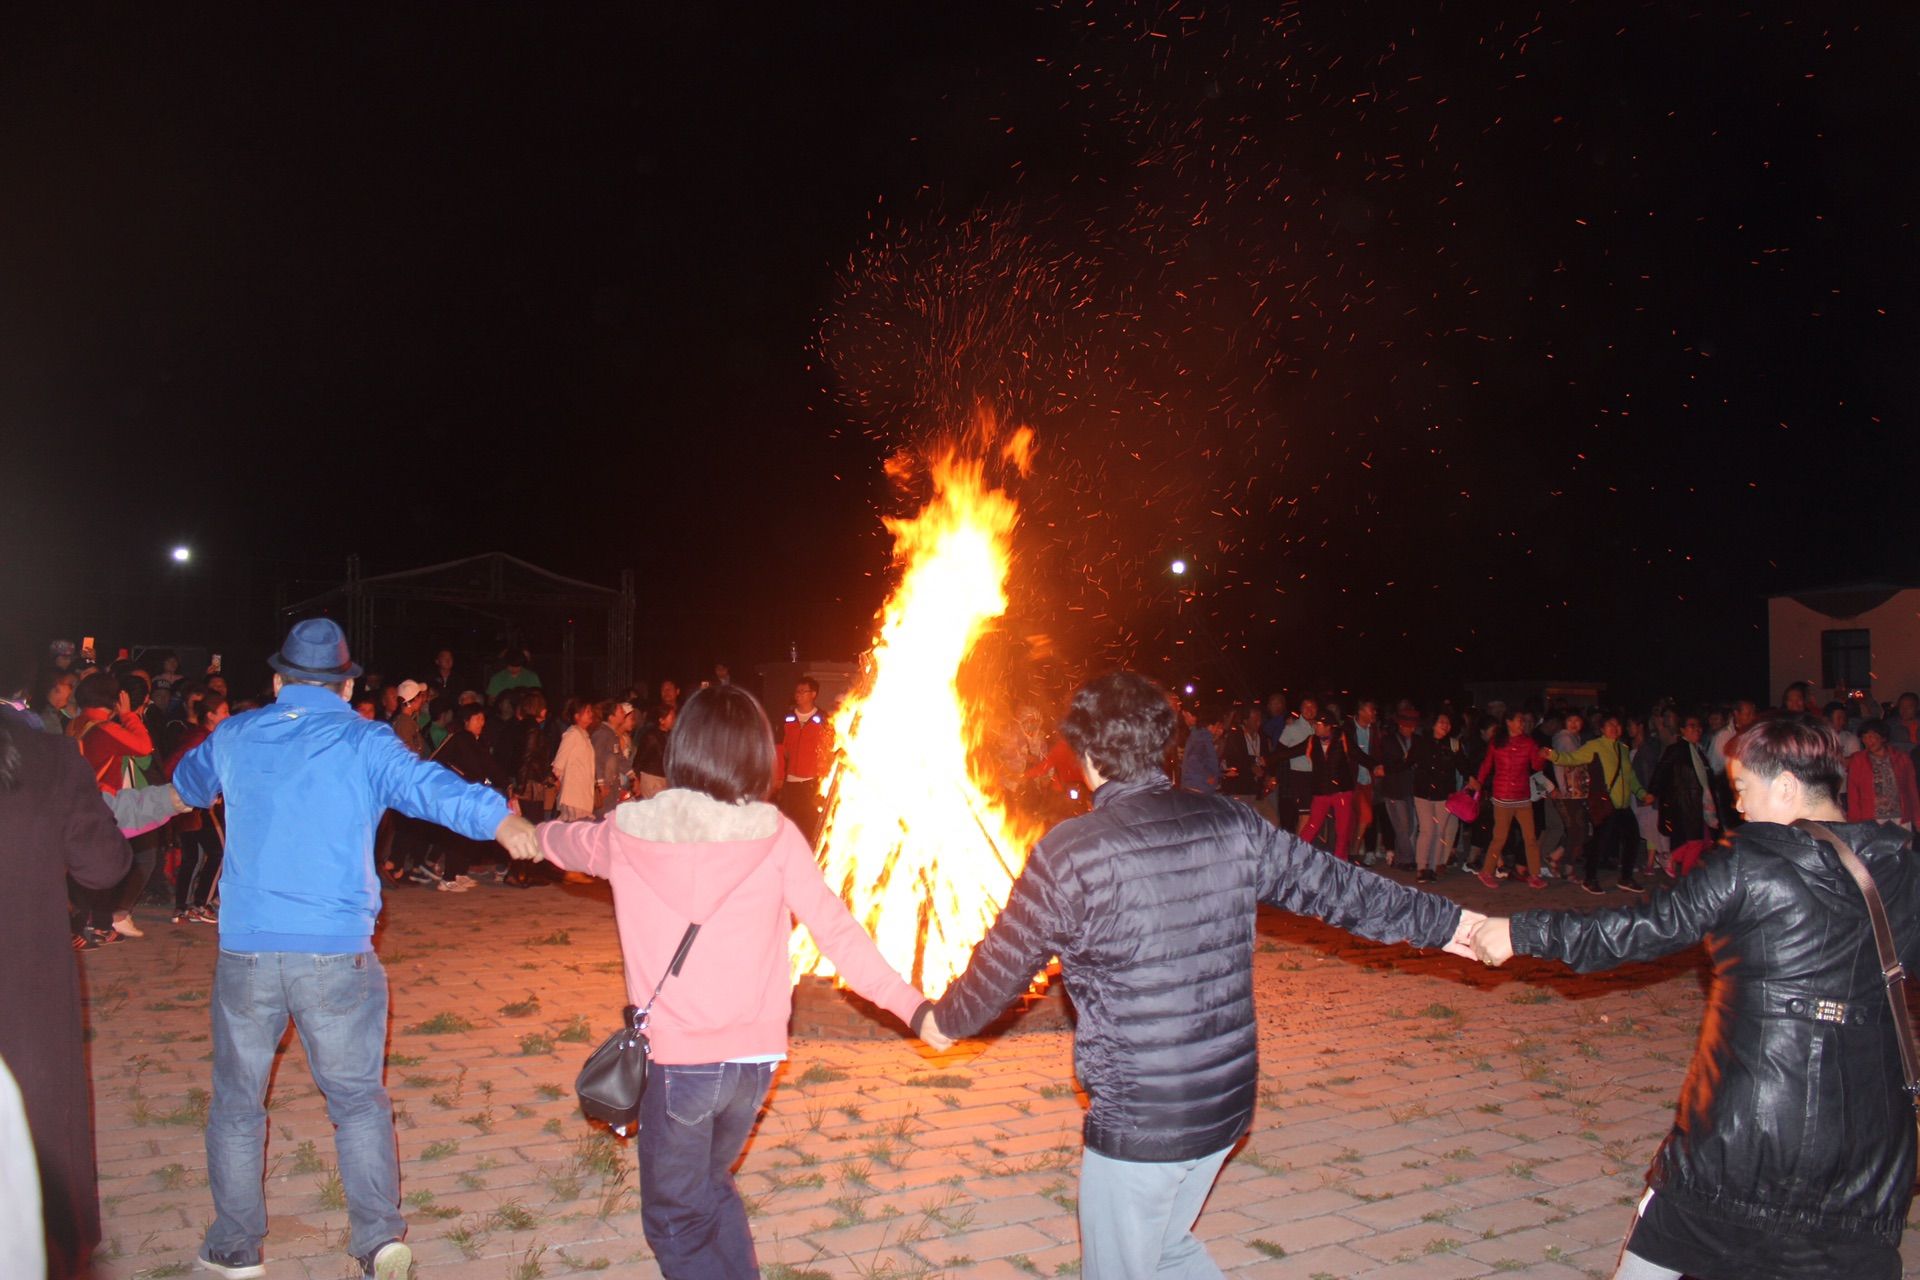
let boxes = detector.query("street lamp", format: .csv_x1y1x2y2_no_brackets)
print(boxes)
170,546,192,564
1169,558,1187,576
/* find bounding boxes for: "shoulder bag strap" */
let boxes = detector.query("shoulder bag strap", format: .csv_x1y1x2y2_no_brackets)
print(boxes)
634,923,700,1027
1797,819,1920,1099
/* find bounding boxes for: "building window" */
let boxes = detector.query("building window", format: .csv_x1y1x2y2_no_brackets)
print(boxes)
1821,629,1871,692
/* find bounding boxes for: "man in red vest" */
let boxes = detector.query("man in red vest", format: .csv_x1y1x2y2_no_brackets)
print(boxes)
773,676,834,846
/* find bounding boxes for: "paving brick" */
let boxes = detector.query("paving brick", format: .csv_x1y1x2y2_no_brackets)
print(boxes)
78,887,1920,1278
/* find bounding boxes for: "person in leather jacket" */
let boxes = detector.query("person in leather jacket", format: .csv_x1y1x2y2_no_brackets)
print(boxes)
1470,718,1920,1280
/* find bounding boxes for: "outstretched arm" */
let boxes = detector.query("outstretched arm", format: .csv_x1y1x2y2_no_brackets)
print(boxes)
1255,818,1465,951
932,840,1076,1038
1510,847,1740,970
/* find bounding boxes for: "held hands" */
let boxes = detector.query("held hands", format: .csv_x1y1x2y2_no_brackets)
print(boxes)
494,814,542,861
918,1009,955,1052
1441,909,1488,960
1469,918,1515,967
1441,911,1515,967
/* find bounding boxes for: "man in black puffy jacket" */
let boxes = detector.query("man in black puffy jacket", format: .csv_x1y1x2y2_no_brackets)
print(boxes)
927,672,1480,1279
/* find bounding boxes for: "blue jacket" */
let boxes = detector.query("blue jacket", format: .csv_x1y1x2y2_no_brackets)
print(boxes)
1182,729,1223,794
172,683,509,952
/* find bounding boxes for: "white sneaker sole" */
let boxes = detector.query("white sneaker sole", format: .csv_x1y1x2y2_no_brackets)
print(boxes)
371,1241,412,1280
197,1254,266,1279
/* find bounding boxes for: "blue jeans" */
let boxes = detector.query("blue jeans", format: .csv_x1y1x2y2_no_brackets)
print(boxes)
1078,1144,1232,1278
205,950,401,1264
637,1061,775,1279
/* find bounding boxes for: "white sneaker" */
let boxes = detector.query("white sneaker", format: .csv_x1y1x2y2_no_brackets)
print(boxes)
112,914,145,938
368,1240,412,1280
196,1250,266,1279
435,879,470,893
453,875,477,887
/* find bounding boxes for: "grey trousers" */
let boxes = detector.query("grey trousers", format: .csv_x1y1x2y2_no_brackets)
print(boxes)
1079,1144,1231,1279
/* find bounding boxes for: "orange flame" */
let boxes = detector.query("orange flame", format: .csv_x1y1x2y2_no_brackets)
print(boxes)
792,425,1041,998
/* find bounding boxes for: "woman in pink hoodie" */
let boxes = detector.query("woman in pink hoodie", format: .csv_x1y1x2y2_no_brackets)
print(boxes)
538,685,943,1279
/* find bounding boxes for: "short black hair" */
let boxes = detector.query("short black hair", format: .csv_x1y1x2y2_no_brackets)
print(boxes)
665,684,776,803
75,671,121,710
1060,671,1176,782
796,675,820,695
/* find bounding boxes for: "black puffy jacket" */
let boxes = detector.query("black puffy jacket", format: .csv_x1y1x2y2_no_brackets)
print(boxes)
1510,820,1920,1248
932,774,1462,1162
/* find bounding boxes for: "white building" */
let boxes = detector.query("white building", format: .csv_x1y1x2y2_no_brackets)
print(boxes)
1768,582,1920,704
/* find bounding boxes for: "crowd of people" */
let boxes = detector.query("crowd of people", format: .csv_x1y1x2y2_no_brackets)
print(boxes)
5,619,1920,1280
0,637,808,944
1164,682,1920,895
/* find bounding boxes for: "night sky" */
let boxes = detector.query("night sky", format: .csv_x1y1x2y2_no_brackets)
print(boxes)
5,3,1915,706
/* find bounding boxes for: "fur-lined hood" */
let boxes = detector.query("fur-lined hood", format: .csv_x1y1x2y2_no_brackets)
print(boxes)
604,788,786,920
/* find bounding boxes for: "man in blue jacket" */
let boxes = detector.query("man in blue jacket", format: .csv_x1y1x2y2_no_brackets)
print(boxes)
172,620,534,1280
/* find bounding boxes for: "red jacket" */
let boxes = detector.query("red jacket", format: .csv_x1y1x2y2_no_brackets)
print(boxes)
161,724,212,831
1846,749,1920,825
1475,735,1548,804
72,710,153,794
774,709,834,782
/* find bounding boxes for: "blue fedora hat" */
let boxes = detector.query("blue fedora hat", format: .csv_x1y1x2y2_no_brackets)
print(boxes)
269,618,363,682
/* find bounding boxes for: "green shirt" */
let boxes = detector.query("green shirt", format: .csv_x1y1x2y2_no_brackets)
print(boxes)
1544,737,1646,808
485,668,543,700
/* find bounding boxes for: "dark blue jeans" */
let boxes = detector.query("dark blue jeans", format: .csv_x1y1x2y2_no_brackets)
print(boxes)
204,950,402,1264
638,1061,775,1279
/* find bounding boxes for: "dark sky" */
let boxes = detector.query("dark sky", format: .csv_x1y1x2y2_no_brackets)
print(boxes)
4,3,1915,704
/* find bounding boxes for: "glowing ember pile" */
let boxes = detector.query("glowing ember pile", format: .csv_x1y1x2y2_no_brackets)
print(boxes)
792,427,1044,998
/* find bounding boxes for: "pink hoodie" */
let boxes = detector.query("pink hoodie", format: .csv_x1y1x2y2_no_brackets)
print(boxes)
539,789,927,1064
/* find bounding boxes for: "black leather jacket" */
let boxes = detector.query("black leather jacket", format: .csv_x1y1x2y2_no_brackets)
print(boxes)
1511,820,1920,1246
933,774,1461,1162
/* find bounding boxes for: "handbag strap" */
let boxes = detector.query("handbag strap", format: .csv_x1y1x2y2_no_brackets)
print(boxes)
1796,819,1920,1098
633,923,701,1027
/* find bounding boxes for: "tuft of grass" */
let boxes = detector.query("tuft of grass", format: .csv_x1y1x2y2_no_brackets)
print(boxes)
795,1063,848,1087
419,1139,460,1161
386,1050,425,1067
535,1083,565,1101
405,1012,473,1035
519,1033,555,1056
153,1163,192,1190
553,1016,593,1044
905,1073,973,1089
490,1199,541,1232
554,1249,611,1272
528,929,571,946
500,994,542,1018
316,1169,345,1210
1249,1239,1287,1259
290,1139,326,1174
762,1268,833,1280
572,1131,623,1179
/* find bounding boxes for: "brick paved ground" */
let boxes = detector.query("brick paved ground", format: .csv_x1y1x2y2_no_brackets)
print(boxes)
77,869,1920,1279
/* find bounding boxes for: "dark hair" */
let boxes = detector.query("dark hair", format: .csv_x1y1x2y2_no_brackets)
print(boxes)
563,696,596,725
350,690,377,711
119,673,150,709
665,684,775,803
75,671,121,710
461,704,488,727
1860,718,1891,742
1060,671,1176,783
199,693,230,721
796,675,820,695
1726,719,1845,803
518,689,548,719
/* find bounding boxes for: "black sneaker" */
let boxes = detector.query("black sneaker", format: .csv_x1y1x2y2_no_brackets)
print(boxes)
1618,877,1647,893
1580,879,1606,896
197,1248,266,1279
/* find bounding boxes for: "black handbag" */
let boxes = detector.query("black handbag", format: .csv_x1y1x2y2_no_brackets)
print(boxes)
575,923,700,1136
